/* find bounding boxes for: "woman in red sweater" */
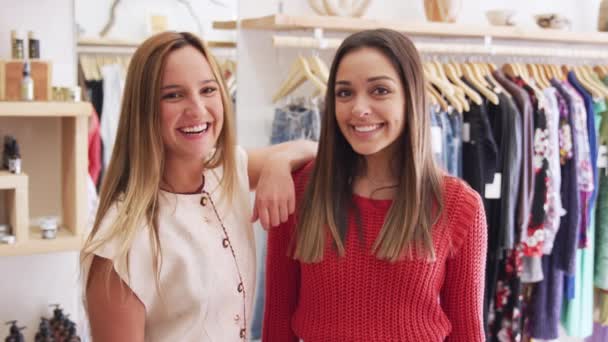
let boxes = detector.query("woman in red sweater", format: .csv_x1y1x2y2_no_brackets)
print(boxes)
263,29,487,342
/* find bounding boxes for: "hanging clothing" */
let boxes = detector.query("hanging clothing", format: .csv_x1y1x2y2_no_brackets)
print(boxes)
100,64,124,170
461,99,498,199
510,77,549,283
270,97,322,144
493,71,535,246
596,99,608,291
529,254,565,339
88,109,102,185
585,321,608,342
85,80,104,117
447,109,464,178
551,79,581,276
481,92,523,337
541,87,565,256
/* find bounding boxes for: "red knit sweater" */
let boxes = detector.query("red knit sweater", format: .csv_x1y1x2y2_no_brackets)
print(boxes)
263,162,487,342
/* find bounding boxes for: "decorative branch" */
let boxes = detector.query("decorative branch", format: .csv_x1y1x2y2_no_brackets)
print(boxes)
100,0,122,37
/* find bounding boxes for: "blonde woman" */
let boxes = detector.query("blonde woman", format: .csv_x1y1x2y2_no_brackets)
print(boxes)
263,29,487,341
81,32,316,341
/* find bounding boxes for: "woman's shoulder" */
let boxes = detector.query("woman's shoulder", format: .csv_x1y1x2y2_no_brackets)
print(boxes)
441,175,483,213
440,175,485,253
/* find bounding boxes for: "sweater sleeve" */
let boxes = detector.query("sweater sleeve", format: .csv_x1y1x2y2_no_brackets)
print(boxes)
262,213,300,342
441,189,487,342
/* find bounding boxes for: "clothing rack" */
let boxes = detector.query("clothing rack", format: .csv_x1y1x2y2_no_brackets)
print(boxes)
76,37,237,55
272,34,608,60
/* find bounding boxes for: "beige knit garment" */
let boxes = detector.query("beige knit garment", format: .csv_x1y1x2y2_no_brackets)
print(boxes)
82,147,256,341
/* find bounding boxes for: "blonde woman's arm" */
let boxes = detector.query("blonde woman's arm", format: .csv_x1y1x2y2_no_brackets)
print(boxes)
86,256,145,342
247,140,317,229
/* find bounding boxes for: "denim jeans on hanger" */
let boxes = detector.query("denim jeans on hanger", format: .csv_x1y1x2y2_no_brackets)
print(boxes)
447,110,463,178
270,99,321,144
430,108,446,169
438,110,452,173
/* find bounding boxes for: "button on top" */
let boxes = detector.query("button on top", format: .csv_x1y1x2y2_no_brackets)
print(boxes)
237,282,244,293
222,238,229,248
200,196,208,206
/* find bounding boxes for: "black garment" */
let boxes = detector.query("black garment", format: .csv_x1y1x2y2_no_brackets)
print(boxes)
461,99,499,198
483,93,523,337
85,80,104,117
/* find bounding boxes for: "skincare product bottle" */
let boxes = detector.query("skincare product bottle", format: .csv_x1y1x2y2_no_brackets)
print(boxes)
11,30,24,59
21,60,34,101
28,31,40,59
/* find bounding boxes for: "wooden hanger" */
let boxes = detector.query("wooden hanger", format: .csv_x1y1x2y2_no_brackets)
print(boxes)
594,65,607,79
307,55,329,83
425,62,469,111
503,63,520,79
527,64,548,89
462,63,499,105
272,56,326,103
424,68,464,113
442,62,482,106
429,61,469,110
479,62,510,97
579,65,608,97
584,65,608,97
573,66,602,98
426,83,449,112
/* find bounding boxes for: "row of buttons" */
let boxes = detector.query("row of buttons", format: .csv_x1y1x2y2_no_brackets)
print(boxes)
200,193,247,340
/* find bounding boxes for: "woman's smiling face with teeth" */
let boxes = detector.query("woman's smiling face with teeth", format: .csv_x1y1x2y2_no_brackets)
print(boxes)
159,45,224,161
334,47,406,157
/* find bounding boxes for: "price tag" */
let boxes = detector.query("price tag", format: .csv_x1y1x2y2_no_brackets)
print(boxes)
462,123,471,143
598,145,608,168
431,126,443,154
485,173,502,199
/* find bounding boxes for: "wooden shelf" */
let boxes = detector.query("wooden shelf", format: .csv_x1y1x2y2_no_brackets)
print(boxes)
78,37,236,50
0,171,27,189
0,101,91,117
0,102,89,257
0,227,82,257
213,14,608,45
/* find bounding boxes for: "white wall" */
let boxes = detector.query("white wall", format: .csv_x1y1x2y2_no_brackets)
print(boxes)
75,0,238,42
0,2,78,340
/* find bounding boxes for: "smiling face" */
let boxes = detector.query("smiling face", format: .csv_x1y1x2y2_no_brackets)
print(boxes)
159,45,224,162
334,47,406,159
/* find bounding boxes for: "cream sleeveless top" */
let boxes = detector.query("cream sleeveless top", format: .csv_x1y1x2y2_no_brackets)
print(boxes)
82,147,256,341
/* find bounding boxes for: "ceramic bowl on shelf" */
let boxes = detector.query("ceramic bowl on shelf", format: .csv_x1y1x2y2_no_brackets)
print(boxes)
535,13,572,30
485,9,517,26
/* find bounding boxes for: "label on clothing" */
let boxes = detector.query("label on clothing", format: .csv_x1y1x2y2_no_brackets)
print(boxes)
599,145,608,168
462,123,470,143
431,126,443,154
485,173,502,199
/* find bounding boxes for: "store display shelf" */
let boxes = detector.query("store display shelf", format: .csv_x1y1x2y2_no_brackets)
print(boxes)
213,14,608,45
0,227,82,257
0,101,91,117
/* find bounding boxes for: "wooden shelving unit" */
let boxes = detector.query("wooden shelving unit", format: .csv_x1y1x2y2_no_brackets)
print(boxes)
0,101,91,257
213,14,608,44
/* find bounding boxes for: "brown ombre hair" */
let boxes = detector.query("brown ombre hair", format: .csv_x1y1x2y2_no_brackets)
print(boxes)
294,29,444,263
81,31,237,289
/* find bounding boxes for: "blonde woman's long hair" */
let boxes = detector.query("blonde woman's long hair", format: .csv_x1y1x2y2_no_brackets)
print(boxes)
81,31,237,291
294,29,444,263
